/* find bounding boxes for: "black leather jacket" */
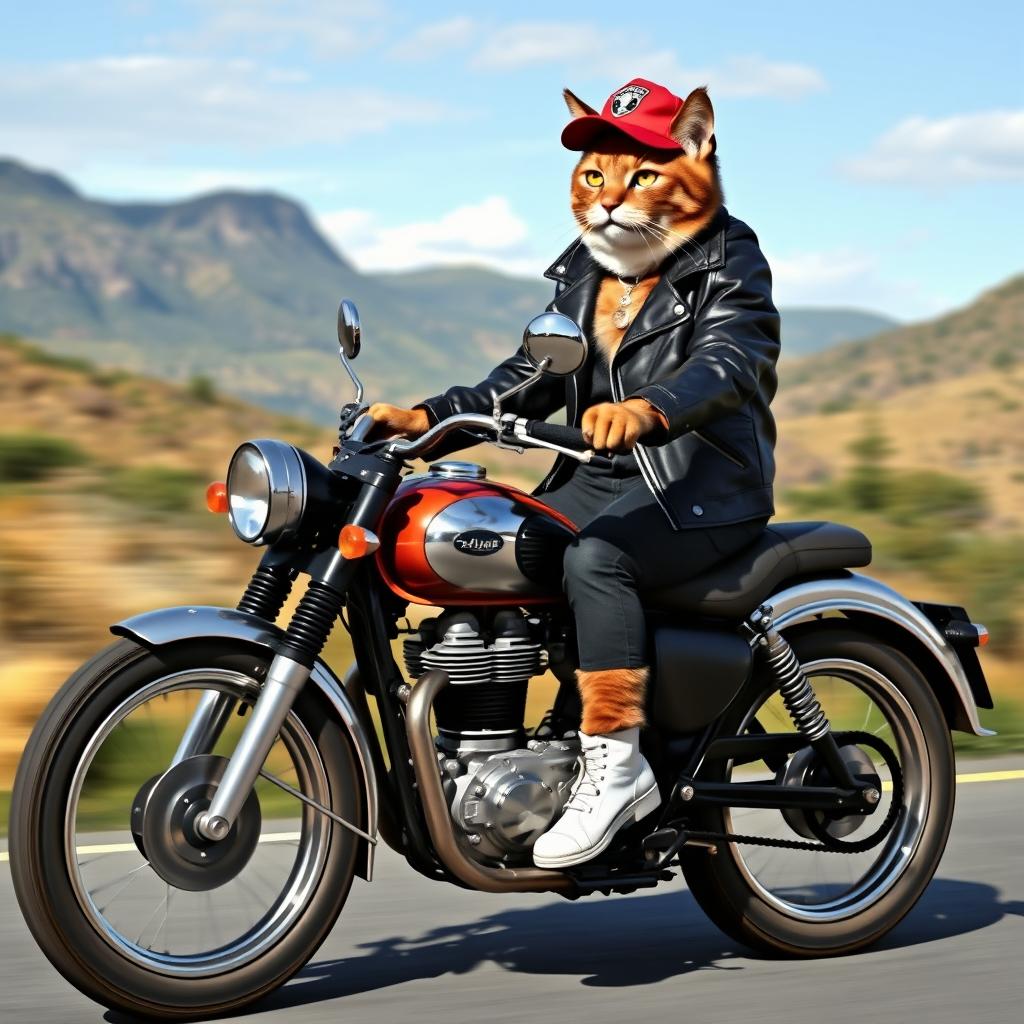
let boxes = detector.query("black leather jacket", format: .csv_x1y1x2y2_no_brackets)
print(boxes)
416,208,781,531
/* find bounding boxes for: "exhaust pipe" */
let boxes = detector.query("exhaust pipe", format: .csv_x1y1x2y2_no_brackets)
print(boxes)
404,669,573,894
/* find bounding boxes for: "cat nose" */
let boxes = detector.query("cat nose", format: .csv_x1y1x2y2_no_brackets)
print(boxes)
601,200,621,213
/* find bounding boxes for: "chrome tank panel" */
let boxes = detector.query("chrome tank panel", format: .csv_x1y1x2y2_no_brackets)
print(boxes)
425,495,536,593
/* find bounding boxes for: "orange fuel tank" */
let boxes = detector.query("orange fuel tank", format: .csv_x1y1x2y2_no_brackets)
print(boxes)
375,462,577,607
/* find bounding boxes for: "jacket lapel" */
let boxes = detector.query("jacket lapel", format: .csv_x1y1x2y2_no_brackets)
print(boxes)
541,208,730,395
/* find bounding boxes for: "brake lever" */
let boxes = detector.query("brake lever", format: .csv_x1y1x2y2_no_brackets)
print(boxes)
500,414,606,465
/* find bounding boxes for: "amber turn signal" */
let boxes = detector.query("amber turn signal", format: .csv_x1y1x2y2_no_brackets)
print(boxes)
339,524,380,559
206,481,229,514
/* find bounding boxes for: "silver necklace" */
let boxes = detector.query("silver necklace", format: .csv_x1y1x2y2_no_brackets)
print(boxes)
612,274,640,329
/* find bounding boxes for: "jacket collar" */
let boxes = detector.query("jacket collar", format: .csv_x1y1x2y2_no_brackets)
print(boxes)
543,205,728,286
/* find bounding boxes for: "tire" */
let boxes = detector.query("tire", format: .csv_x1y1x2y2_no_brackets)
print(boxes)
9,638,364,1020
681,625,955,957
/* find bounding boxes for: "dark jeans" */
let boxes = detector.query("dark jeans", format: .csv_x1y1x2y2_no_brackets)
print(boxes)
542,469,768,671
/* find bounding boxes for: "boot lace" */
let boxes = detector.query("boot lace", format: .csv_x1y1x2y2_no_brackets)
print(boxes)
564,743,608,814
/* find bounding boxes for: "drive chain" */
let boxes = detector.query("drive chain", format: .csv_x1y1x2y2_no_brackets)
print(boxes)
685,731,904,855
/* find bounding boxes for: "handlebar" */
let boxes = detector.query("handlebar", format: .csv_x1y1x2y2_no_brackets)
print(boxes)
520,419,616,470
521,419,590,452
384,412,499,459
381,410,616,470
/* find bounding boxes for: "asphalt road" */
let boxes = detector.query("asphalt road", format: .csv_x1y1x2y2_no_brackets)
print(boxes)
2,760,1022,1024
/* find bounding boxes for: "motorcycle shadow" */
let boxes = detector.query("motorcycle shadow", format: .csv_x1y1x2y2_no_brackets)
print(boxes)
101,876,1019,1022
258,876,1016,1011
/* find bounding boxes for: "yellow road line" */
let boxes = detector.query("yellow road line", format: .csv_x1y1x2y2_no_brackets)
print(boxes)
3,772,1023,863
955,768,1024,784
0,831,301,863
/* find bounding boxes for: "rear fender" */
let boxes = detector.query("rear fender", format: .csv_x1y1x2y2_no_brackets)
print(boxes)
766,574,993,737
111,605,380,879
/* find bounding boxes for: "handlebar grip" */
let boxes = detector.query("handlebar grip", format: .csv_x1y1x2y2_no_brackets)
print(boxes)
523,419,590,451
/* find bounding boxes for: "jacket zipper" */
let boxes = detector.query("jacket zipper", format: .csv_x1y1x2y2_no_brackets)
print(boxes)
692,429,747,468
609,360,680,529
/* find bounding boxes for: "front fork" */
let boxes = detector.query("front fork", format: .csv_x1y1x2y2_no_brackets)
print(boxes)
184,483,391,844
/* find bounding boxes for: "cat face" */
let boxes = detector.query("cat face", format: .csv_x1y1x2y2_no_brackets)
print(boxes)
566,87,721,277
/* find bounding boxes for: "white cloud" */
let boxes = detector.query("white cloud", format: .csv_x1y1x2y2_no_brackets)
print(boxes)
844,109,1024,185
390,17,477,61
173,1,384,59
470,22,824,100
767,247,945,318
0,56,443,167
471,22,607,70
318,197,541,276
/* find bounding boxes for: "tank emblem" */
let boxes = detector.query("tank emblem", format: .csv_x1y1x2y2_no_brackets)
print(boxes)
453,529,505,556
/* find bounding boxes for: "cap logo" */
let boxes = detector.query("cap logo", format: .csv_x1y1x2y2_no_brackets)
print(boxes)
610,85,650,117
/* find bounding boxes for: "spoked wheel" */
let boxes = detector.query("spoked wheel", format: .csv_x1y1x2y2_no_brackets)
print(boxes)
10,639,364,1019
681,626,955,956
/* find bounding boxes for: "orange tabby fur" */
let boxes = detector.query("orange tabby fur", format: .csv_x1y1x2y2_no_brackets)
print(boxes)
577,667,649,734
567,89,722,362
592,274,660,362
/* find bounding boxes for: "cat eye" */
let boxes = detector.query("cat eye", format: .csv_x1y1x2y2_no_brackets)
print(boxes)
632,171,658,188
583,170,604,187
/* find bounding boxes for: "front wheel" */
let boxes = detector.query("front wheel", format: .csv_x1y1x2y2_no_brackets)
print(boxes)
681,625,955,956
9,639,364,1019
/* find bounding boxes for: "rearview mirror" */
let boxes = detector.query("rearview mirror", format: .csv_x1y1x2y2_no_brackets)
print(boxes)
337,299,361,360
523,312,587,376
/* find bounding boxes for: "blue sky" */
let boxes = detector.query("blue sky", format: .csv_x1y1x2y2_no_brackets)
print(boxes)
3,0,1022,319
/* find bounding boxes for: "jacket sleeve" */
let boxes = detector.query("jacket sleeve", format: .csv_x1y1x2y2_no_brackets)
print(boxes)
629,228,780,443
414,312,566,427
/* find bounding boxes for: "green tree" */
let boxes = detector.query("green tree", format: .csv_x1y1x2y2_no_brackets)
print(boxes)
187,374,218,404
846,415,893,512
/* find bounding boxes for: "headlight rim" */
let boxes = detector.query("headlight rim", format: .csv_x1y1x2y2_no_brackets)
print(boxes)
226,439,308,546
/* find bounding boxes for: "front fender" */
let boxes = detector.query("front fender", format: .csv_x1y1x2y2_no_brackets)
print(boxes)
111,605,380,879
767,573,992,737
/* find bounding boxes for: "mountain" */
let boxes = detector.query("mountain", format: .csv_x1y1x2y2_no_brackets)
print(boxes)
780,307,898,356
0,158,897,422
777,274,1024,417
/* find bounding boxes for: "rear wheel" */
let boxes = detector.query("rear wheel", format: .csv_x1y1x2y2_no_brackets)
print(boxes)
681,626,955,956
10,639,364,1019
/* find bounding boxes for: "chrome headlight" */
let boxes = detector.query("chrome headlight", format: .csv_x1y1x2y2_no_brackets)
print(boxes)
226,439,306,545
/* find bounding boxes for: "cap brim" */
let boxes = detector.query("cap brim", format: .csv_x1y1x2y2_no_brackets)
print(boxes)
561,116,682,153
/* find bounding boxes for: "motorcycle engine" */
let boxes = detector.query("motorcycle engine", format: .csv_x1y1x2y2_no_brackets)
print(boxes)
403,609,581,864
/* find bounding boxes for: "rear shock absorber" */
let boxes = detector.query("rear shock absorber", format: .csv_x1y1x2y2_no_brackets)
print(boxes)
748,605,830,740
747,605,861,790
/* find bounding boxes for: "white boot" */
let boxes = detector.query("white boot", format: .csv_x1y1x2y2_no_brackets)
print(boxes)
533,728,661,869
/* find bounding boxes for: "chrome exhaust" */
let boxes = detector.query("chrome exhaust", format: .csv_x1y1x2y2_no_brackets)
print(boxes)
404,669,573,894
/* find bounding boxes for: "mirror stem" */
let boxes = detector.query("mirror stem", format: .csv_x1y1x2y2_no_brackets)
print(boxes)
340,352,365,404
492,360,549,418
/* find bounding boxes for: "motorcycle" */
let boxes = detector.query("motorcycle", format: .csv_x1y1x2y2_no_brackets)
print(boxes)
9,300,995,1019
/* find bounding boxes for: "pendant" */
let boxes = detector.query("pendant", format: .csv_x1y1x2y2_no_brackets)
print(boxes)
612,307,630,329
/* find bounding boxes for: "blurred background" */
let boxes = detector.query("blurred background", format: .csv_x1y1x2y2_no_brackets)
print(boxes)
1,0,1021,830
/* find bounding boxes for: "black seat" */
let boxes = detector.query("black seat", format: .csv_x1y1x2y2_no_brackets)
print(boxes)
646,521,871,620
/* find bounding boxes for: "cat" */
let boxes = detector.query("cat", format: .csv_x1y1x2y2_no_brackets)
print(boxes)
564,86,722,364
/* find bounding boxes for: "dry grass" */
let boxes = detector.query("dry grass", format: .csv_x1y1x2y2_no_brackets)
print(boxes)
0,334,1021,797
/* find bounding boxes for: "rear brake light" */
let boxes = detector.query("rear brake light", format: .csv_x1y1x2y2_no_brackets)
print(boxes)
943,619,989,648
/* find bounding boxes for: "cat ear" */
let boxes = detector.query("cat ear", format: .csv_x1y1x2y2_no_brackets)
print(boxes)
563,88,598,118
671,87,716,159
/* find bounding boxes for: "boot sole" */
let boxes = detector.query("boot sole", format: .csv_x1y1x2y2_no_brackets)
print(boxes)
533,783,662,869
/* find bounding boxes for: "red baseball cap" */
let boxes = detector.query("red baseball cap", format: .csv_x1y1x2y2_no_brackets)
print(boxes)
561,78,685,152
